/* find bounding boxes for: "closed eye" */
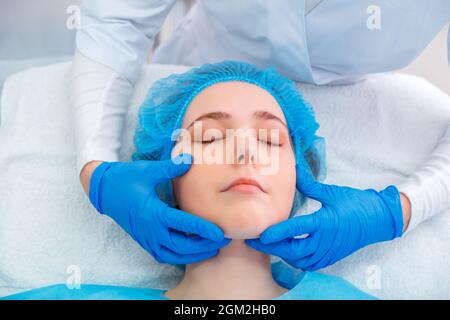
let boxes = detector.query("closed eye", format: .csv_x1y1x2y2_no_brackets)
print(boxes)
199,136,224,144
258,139,282,147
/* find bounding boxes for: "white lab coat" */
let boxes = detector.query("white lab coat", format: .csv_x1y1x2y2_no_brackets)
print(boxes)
76,0,450,84
71,0,450,233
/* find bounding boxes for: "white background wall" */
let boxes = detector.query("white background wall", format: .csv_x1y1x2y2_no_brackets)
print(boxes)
401,23,450,95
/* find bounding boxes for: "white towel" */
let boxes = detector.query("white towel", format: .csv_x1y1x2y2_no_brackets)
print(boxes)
1,62,449,299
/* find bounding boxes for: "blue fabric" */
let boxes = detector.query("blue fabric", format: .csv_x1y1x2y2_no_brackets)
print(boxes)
2,261,377,300
133,60,327,216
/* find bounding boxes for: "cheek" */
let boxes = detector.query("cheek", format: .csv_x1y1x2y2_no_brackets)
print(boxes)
172,163,221,219
269,148,296,216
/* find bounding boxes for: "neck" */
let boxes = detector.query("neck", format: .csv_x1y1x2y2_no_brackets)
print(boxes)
165,239,288,300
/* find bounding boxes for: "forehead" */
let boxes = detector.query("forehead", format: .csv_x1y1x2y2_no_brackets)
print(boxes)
181,81,287,127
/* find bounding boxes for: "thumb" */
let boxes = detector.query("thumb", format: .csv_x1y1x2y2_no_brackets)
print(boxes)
157,153,193,181
296,165,332,204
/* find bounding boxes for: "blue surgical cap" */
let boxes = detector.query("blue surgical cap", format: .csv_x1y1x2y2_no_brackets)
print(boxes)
133,60,326,217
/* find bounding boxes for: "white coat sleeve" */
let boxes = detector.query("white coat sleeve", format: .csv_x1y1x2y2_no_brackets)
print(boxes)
70,0,177,175
76,0,177,83
397,126,450,234
70,50,134,175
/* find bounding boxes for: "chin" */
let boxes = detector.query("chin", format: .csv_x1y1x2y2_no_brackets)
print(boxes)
223,228,266,240
218,208,280,239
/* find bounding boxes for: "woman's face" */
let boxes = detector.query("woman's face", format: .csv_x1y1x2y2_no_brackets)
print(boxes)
171,81,296,239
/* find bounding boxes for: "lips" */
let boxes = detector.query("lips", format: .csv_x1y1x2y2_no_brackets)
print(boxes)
221,177,266,193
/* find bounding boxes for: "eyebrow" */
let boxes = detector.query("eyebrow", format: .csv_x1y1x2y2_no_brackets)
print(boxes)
253,111,288,129
186,110,288,129
187,111,230,128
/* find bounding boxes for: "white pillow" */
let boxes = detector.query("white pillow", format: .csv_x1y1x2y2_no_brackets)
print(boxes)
1,62,449,299
0,63,190,297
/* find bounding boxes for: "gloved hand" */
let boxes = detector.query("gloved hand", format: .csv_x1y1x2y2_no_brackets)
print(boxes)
245,168,404,271
89,153,231,264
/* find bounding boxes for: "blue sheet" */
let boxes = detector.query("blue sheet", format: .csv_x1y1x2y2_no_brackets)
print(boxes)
2,261,377,300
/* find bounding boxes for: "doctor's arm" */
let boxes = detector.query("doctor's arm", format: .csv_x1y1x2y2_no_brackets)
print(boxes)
398,24,450,232
72,0,177,178
397,127,450,233
71,0,230,264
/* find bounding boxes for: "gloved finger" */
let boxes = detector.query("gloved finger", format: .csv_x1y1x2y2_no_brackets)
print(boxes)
245,237,317,260
284,256,314,270
285,252,322,271
150,251,165,264
259,214,319,244
244,238,282,256
295,167,334,204
308,255,336,271
310,235,355,271
294,231,337,270
165,229,232,254
158,245,219,265
161,206,225,242
289,235,321,259
289,256,323,271
153,153,193,182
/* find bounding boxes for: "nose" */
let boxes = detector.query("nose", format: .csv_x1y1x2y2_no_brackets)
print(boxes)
232,129,258,165
237,150,256,164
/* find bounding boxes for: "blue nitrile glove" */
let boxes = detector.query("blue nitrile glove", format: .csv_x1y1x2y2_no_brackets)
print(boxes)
89,153,231,264
245,168,404,271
